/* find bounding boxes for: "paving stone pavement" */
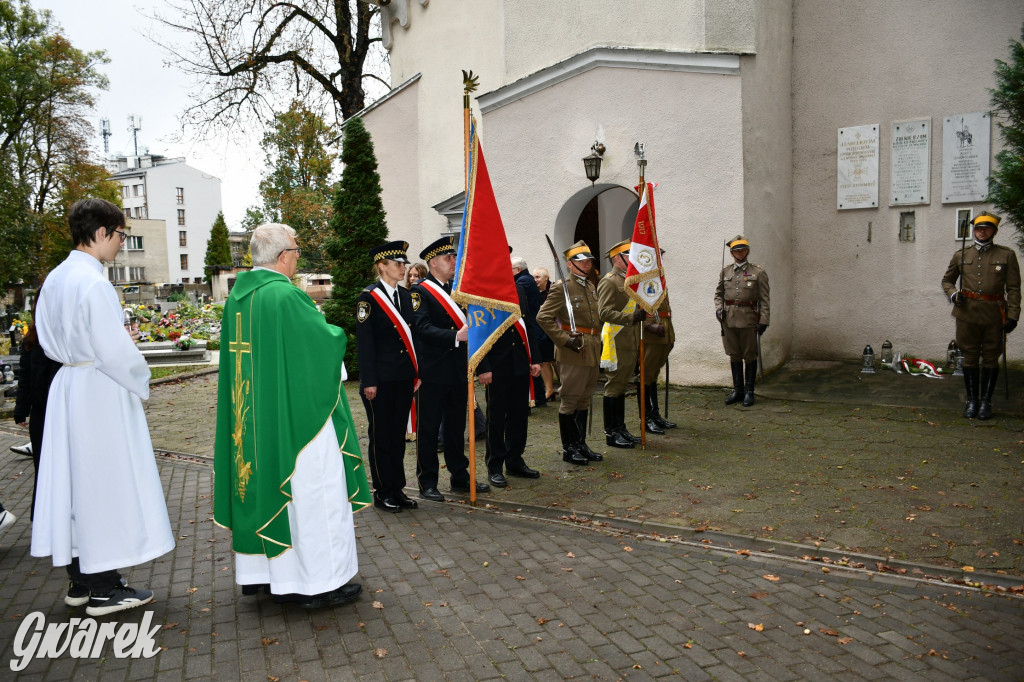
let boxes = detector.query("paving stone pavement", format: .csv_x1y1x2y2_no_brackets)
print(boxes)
0,428,1023,680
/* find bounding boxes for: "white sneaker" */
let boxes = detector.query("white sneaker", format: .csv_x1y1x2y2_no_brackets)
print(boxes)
0,510,16,536
9,442,32,456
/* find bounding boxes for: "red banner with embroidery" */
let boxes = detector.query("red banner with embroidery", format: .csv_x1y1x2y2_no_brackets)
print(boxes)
514,318,535,404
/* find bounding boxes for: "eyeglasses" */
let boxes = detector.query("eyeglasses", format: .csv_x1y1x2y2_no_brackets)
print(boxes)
281,247,302,256
114,229,128,243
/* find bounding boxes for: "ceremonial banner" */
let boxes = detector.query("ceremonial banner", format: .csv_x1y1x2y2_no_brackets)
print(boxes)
624,182,667,314
452,120,521,374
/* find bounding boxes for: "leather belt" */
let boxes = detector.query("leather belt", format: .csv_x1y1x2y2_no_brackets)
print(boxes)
558,322,598,335
960,291,1005,302
724,300,757,307
649,311,671,318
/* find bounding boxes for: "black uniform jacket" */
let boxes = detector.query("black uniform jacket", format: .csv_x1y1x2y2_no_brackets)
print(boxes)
356,281,417,389
477,287,540,379
410,274,467,385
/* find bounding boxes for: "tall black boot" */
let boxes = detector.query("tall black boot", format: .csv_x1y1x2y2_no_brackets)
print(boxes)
742,360,757,407
575,410,604,461
617,395,641,443
559,412,588,465
603,396,634,449
648,383,676,429
962,367,980,419
977,367,999,420
724,361,744,405
639,387,665,434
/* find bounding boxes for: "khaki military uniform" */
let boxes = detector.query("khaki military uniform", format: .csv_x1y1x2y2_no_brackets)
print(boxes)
941,244,1021,367
714,262,770,362
537,273,601,414
642,298,675,381
596,268,640,397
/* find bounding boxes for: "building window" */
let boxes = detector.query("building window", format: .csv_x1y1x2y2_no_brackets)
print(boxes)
177,209,186,226
176,187,184,204
134,206,143,218
122,186,130,199
107,266,125,282
123,208,131,217
179,231,187,247
181,277,190,284
125,235,143,250
133,184,142,197
129,266,146,281
180,254,189,271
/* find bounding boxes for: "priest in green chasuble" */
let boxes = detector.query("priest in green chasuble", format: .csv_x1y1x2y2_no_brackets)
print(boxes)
214,223,371,608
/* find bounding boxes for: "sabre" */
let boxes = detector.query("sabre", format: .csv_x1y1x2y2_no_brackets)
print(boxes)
545,235,577,333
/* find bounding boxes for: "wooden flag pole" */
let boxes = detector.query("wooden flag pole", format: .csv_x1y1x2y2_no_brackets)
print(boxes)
637,164,647,450
463,70,478,506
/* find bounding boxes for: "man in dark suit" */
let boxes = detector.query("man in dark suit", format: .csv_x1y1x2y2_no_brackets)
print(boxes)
356,241,419,513
511,254,546,408
477,285,542,488
410,236,489,501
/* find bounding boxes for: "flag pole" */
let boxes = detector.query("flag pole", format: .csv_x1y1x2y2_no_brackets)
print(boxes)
636,162,647,450
463,70,478,506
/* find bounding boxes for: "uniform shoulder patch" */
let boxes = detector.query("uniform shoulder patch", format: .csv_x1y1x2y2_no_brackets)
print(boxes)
411,292,421,312
357,301,371,322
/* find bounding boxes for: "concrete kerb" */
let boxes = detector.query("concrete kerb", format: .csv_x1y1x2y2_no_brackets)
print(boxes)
150,366,219,386
429,490,1024,597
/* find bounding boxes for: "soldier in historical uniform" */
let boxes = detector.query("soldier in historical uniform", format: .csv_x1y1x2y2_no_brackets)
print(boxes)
640,272,676,433
356,241,418,513
597,239,646,447
409,236,489,501
714,236,770,407
537,240,604,466
941,212,1020,420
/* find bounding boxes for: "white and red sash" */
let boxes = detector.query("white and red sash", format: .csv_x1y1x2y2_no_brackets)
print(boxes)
370,286,420,389
514,318,536,405
418,279,467,328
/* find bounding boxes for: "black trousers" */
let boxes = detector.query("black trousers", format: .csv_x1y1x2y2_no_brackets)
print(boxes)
67,557,121,593
361,379,414,499
416,380,469,489
484,373,530,474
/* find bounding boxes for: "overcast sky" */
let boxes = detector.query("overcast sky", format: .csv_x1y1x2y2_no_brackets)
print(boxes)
33,0,264,229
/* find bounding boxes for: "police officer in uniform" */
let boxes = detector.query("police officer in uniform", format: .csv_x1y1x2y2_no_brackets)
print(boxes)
597,239,646,447
356,241,418,512
641,277,676,433
537,240,604,466
714,236,770,407
409,236,490,501
941,212,1020,420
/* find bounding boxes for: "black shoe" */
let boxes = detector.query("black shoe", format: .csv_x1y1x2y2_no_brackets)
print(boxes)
396,491,418,509
419,487,445,502
65,581,90,607
488,472,508,488
645,418,665,435
273,583,362,609
86,584,154,617
373,495,403,513
241,583,270,597
451,480,491,494
605,430,635,449
562,447,589,466
506,465,540,479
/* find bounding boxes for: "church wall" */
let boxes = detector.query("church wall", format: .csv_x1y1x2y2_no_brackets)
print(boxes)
791,0,1024,362
481,65,745,385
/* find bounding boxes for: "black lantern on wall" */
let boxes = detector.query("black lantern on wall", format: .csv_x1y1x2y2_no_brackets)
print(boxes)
582,142,605,185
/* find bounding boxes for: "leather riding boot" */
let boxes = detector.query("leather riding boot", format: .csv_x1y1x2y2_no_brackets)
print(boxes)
648,383,676,429
617,395,641,443
559,412,588,465
978,367,998,420
575,410,603,461
742,360,757,407
962,367,980,419
643,388,665,434
603,396,633,449
724,361,744,405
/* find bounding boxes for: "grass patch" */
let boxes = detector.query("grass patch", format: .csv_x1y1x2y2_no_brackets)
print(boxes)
150,365,206,381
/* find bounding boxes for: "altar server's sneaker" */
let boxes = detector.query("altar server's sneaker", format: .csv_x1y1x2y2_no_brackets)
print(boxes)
86,584,154,616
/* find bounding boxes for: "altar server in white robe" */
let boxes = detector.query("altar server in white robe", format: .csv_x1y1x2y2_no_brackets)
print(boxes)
33,198,174,617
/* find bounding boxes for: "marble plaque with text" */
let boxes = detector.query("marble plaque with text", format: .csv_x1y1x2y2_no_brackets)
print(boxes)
837,124,879,210
942,112,990,203
890,119,930,205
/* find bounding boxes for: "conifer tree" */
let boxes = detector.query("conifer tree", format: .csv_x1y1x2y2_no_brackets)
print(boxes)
203,211,232,281
989,24,1024,245
324,117,388,375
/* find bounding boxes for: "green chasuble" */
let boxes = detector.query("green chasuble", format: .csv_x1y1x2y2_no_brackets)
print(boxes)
214,269,371,557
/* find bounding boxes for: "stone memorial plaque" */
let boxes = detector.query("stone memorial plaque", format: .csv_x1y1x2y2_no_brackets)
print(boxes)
942,112,990,203
837,124,879,210
890,119,930,205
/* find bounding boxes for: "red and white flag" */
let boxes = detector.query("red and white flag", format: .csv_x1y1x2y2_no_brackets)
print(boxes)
624,182,667,314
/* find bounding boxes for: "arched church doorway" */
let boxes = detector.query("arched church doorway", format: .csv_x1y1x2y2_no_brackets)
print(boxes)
553,184,638,264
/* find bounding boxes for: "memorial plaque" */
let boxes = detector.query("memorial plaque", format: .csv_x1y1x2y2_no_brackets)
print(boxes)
890,119,930,205
942,111,990,203
837,124,879,210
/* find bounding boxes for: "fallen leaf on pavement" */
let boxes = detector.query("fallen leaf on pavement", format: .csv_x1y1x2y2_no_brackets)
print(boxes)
372,601,384,609
763,574,780,582
374,648,388,659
